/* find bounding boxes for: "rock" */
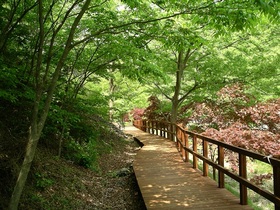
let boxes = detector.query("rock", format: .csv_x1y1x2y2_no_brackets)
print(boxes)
116,167,131,177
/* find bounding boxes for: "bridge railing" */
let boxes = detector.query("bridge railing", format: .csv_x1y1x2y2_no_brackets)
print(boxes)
133,119,280,210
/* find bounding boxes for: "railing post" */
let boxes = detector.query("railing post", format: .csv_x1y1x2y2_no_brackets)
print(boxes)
176,126,179,148
143,120,147,132
218,146,225,188
166,123,169,139
182,130,185,159
203,140,208,177
174,124,177,142
184,131,189,162
239,153,248,205
193,135,198,169
178,128,182,152
171,123,174,141
145,120,147,132
273,165,280,210
156,121,158,135
160,122,163,137
163,122,166,138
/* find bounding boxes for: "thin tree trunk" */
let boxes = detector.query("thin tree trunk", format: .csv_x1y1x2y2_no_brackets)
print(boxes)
8,0,92,208
109,77,116,121
170,49,192,124
170,100,179,124
58,122,67,158
170,50,185,124
8,121,41,209
9,1,45,206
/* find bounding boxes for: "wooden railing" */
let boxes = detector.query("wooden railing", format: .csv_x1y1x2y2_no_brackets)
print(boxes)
133,119,280,210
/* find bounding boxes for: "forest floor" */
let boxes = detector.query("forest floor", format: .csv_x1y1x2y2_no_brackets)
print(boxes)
14,131,147,210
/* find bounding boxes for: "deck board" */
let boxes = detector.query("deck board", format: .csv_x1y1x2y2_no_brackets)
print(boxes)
125,126,253,210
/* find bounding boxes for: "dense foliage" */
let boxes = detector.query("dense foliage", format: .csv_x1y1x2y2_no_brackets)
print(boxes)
0,0,279,209
144,84,279,156
198,85,280,156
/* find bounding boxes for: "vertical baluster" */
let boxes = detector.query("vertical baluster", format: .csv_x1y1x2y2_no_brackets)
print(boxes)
273,165,280,210
144,120,147,132
166,122,169,139
176,126,179,148
203,140,209,177
170,123,172,140
156,121,158,135
159,122,163,137
184,131,189,162
173,124,176,142
239,153,247,205
178,129,182,152
193,135,198,169
218,145,225,188
164,122,166,138
145,120,147,132
181,130,185,160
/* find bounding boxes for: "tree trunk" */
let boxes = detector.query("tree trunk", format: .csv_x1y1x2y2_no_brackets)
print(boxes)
8,0,92,208
8,123,40,209
58,123,66,158
170,50,187,124
109,77,116,121
169,49,193,124
170,100,179,124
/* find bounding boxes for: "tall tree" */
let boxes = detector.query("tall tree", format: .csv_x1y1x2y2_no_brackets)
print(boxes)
8,0,92,208
0,0,278,208
144,0,279,123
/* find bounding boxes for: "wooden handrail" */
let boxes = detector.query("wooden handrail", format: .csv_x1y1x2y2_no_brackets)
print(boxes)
133,119,280,210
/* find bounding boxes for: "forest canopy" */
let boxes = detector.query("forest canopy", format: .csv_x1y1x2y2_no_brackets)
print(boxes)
0,0,279,209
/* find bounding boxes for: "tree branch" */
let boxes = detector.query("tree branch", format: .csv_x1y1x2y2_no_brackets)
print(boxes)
178,82,199,104
73,2,217,47
153,82,173,101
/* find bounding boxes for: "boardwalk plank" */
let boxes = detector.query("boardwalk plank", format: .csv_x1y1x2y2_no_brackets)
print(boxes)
125,126,253,210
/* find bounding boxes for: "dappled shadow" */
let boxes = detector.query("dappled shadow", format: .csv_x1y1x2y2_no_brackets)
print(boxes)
127,127,253,210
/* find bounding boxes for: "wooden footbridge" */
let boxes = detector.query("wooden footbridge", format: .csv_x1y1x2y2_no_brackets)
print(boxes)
124,120,280,210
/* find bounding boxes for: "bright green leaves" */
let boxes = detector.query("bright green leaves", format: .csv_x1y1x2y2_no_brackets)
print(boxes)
254,0,280,19
0,0,278,125
142,0,279,122
217,21,280,101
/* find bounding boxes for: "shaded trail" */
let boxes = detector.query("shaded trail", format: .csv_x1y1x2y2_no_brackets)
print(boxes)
124,126,253,210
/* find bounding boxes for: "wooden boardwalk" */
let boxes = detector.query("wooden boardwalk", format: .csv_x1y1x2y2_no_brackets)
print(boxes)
125,126,253,210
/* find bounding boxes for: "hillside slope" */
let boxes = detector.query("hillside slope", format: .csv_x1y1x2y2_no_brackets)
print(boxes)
1,133,146,210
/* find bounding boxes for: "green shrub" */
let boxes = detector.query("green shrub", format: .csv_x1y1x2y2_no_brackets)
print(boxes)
65,137,99,171
35,173,54,191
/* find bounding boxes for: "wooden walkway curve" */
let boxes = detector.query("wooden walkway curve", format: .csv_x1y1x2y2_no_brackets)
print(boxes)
124,126,253,210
